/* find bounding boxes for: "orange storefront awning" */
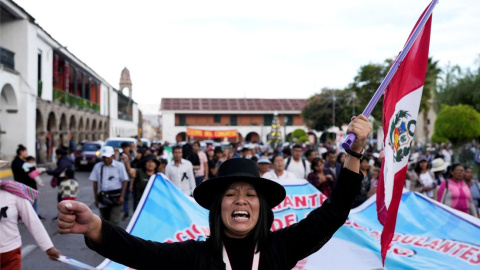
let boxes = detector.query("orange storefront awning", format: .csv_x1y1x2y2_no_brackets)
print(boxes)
187,128,237,138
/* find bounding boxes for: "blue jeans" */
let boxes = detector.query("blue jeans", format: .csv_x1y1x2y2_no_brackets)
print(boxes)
195,176,205,186
123,181,131,215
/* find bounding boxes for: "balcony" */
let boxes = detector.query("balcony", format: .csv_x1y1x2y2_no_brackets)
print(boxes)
53,88,100,112
0,46,15,70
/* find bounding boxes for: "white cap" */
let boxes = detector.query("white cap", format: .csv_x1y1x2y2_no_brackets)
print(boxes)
100,146,115,157
257,157,271,164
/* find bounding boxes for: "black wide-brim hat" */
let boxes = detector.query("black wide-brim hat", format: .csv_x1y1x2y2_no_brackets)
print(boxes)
194,158,286,210
138,154,161,167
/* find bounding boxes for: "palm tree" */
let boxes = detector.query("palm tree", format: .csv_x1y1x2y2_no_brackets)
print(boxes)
421,57,441,144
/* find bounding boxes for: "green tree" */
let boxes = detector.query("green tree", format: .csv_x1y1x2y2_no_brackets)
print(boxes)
435,62,480,112
347,61,390,121
432,104,480,147
420,57,442,143
302,88,352,131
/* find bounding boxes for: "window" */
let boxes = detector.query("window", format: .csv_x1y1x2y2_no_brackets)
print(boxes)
179,115,186,126
264,115,273,126
214,115,221,123
230,115,237,126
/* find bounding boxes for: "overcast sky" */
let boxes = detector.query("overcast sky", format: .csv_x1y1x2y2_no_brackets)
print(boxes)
13,0,480,113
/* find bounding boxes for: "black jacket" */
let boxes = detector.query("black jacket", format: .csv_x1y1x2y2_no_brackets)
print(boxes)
46,156,74,178
11,157,37,189
86,168,362,270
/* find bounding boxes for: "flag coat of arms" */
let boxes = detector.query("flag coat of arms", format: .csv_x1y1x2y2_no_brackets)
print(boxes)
376,5,433,264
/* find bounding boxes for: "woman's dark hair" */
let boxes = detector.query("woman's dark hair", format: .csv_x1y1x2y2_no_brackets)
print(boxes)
270,154,283,164
56,148,68,156
445,163,463,178
65,169,75,179
336,152,346,164
16,144,26,156
310,157,324,173
208,184,273,258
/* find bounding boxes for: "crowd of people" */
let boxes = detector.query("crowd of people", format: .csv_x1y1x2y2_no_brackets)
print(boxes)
3,134,480,269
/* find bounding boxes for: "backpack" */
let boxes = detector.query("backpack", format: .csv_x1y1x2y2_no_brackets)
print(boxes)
285,157,307,178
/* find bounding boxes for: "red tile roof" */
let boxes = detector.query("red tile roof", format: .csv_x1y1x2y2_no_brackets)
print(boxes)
161,98,306,111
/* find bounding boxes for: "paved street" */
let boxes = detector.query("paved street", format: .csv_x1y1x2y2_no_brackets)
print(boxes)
17,169,134,270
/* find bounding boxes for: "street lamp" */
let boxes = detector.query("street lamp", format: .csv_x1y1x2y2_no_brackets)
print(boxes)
283,115,289,143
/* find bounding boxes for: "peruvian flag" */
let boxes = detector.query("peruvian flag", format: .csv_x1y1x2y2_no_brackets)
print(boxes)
376,4,433,265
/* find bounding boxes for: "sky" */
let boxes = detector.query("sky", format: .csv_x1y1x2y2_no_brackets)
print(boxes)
13,0,480,113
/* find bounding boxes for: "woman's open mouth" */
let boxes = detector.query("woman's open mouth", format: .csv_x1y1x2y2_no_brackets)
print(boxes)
232,210,250,221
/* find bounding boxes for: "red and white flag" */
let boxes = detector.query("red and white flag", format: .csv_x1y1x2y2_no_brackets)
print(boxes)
376,4,432,265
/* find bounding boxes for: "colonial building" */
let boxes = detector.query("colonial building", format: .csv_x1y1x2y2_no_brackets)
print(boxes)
0,0,139,162
161,98,318,144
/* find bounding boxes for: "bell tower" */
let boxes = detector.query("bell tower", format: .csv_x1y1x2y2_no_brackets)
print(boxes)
119,67,132,98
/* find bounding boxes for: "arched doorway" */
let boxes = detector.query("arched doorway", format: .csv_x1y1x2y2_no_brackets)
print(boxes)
237,132,243,143
78,117,84,142
307,132,318,145
91,119,97,141
98,121,103,141
69,115,77,152
176,132,186,143
59,114,67,148
46,112,57,160
85,118,90,141
36,109,45,163
245,132,260,143
0,84,18,159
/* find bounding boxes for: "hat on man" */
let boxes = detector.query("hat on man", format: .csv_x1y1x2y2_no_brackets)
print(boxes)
257,157,271,164
139,154,160,167
431,158,449,173
100,146,115,158
194,159,285,210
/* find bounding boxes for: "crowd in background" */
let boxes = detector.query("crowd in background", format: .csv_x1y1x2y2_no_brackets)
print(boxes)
107,139,480,218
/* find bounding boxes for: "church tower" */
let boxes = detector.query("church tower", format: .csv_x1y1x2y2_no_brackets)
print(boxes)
119,67,132,99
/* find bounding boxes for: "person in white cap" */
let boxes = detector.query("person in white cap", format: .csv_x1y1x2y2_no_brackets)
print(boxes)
257,157,271,177
88,146,129,225
431,157,449,185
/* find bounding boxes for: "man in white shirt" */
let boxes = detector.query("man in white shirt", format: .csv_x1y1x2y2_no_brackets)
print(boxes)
264,155,296,181
165,146,196,196
284,144,310,180
192,141,209,185
89,146,129,225
441,144,453,164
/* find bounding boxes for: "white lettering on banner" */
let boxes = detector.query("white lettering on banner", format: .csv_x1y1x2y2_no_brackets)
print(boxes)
272,193,328,212
344,220,480,265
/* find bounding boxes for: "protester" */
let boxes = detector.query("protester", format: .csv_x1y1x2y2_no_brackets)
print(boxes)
336,152,347,167
440,144,453,164
158,158,168,174
304,149,317,164
263,155,296,181
57,169,79,202
89,146,129,225
464,166,480,212
193,141,209,184
165,146,196,196
307,157,334,197
475,149,480,181
437,163,478,216
257,157,271,177
284,144,310,179
125,154,159,210
208,147,224,179
11,145,36,189
411,155,437,199
0,180,60,269
325,150,342,180
431,158,449,185
352,156,373,208
56,115,372,270
23,156,46,187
